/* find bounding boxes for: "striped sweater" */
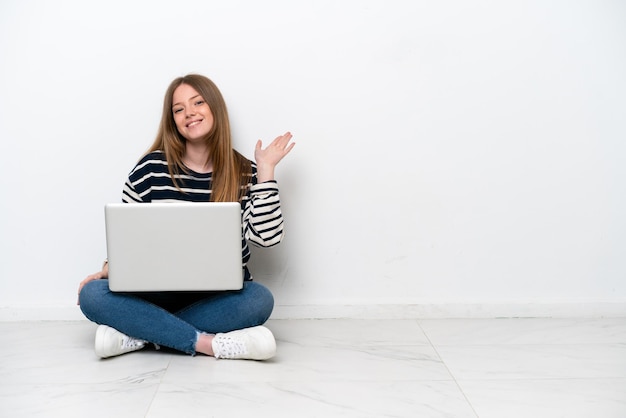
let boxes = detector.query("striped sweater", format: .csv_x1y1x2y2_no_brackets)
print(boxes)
121,150,285,280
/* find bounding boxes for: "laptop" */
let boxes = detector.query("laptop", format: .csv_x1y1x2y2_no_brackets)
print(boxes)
105,202,244,292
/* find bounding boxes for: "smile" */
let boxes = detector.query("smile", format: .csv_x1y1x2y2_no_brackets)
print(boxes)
186,120,203,128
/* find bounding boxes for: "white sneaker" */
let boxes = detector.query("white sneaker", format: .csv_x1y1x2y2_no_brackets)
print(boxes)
95,325,146,358
212,326,276,360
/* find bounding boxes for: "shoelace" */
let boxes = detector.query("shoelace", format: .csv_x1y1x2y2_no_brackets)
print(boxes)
215,336,247,359
120,336,145,350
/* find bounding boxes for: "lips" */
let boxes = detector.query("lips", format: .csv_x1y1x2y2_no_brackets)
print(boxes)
186,119,203,128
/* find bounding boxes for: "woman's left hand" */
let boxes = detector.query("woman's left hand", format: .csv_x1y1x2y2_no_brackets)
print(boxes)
255,132,295,182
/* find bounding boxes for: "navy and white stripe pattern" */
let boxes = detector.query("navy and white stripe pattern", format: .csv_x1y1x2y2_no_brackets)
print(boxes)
122,151,285,280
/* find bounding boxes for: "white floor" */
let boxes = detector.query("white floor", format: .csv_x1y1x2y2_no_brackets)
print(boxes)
1,318,626,418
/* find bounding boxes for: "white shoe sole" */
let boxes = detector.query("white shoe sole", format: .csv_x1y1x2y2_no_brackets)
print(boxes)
95,325,114,358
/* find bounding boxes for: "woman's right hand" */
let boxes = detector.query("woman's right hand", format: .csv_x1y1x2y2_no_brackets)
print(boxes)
77,262,108,305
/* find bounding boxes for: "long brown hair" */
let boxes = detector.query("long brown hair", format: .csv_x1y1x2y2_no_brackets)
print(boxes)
148,74,251,202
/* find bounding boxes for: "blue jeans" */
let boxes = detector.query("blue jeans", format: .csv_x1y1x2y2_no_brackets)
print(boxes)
79,279,274,355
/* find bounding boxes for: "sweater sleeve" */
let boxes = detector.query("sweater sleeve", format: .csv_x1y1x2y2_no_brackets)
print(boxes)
243,180,285,247
122,176,145,203
121,153,158,203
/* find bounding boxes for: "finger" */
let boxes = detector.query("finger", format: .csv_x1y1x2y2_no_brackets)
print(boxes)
284,141,296,154
280,132,293,144
78,274,100,292
77,284,84,305
272,132,293,149
255,139,263,151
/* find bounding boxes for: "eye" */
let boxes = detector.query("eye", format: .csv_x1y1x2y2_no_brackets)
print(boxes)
173,108,183,114
195,100,205,106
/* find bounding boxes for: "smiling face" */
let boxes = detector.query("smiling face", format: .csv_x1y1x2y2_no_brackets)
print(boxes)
171,83,214,142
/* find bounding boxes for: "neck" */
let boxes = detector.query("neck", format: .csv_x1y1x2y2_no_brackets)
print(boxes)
183,142,213,173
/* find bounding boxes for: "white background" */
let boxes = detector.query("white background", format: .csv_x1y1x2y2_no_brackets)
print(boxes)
1,0,625,318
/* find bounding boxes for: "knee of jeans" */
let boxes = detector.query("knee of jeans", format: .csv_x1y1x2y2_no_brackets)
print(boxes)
252,283,274,323
78,279,109,319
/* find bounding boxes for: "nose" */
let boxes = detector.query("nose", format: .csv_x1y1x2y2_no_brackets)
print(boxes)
184,107,196,118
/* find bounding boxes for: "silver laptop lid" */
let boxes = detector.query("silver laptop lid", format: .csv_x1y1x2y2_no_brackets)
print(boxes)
105,202,243,292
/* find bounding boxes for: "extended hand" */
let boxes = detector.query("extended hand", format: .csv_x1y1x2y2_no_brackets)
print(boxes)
255,132,295,182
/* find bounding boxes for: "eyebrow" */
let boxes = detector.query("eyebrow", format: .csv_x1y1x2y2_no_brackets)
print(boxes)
172,94,201,108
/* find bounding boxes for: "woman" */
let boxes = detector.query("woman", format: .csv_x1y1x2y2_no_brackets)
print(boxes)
78,74,295,360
